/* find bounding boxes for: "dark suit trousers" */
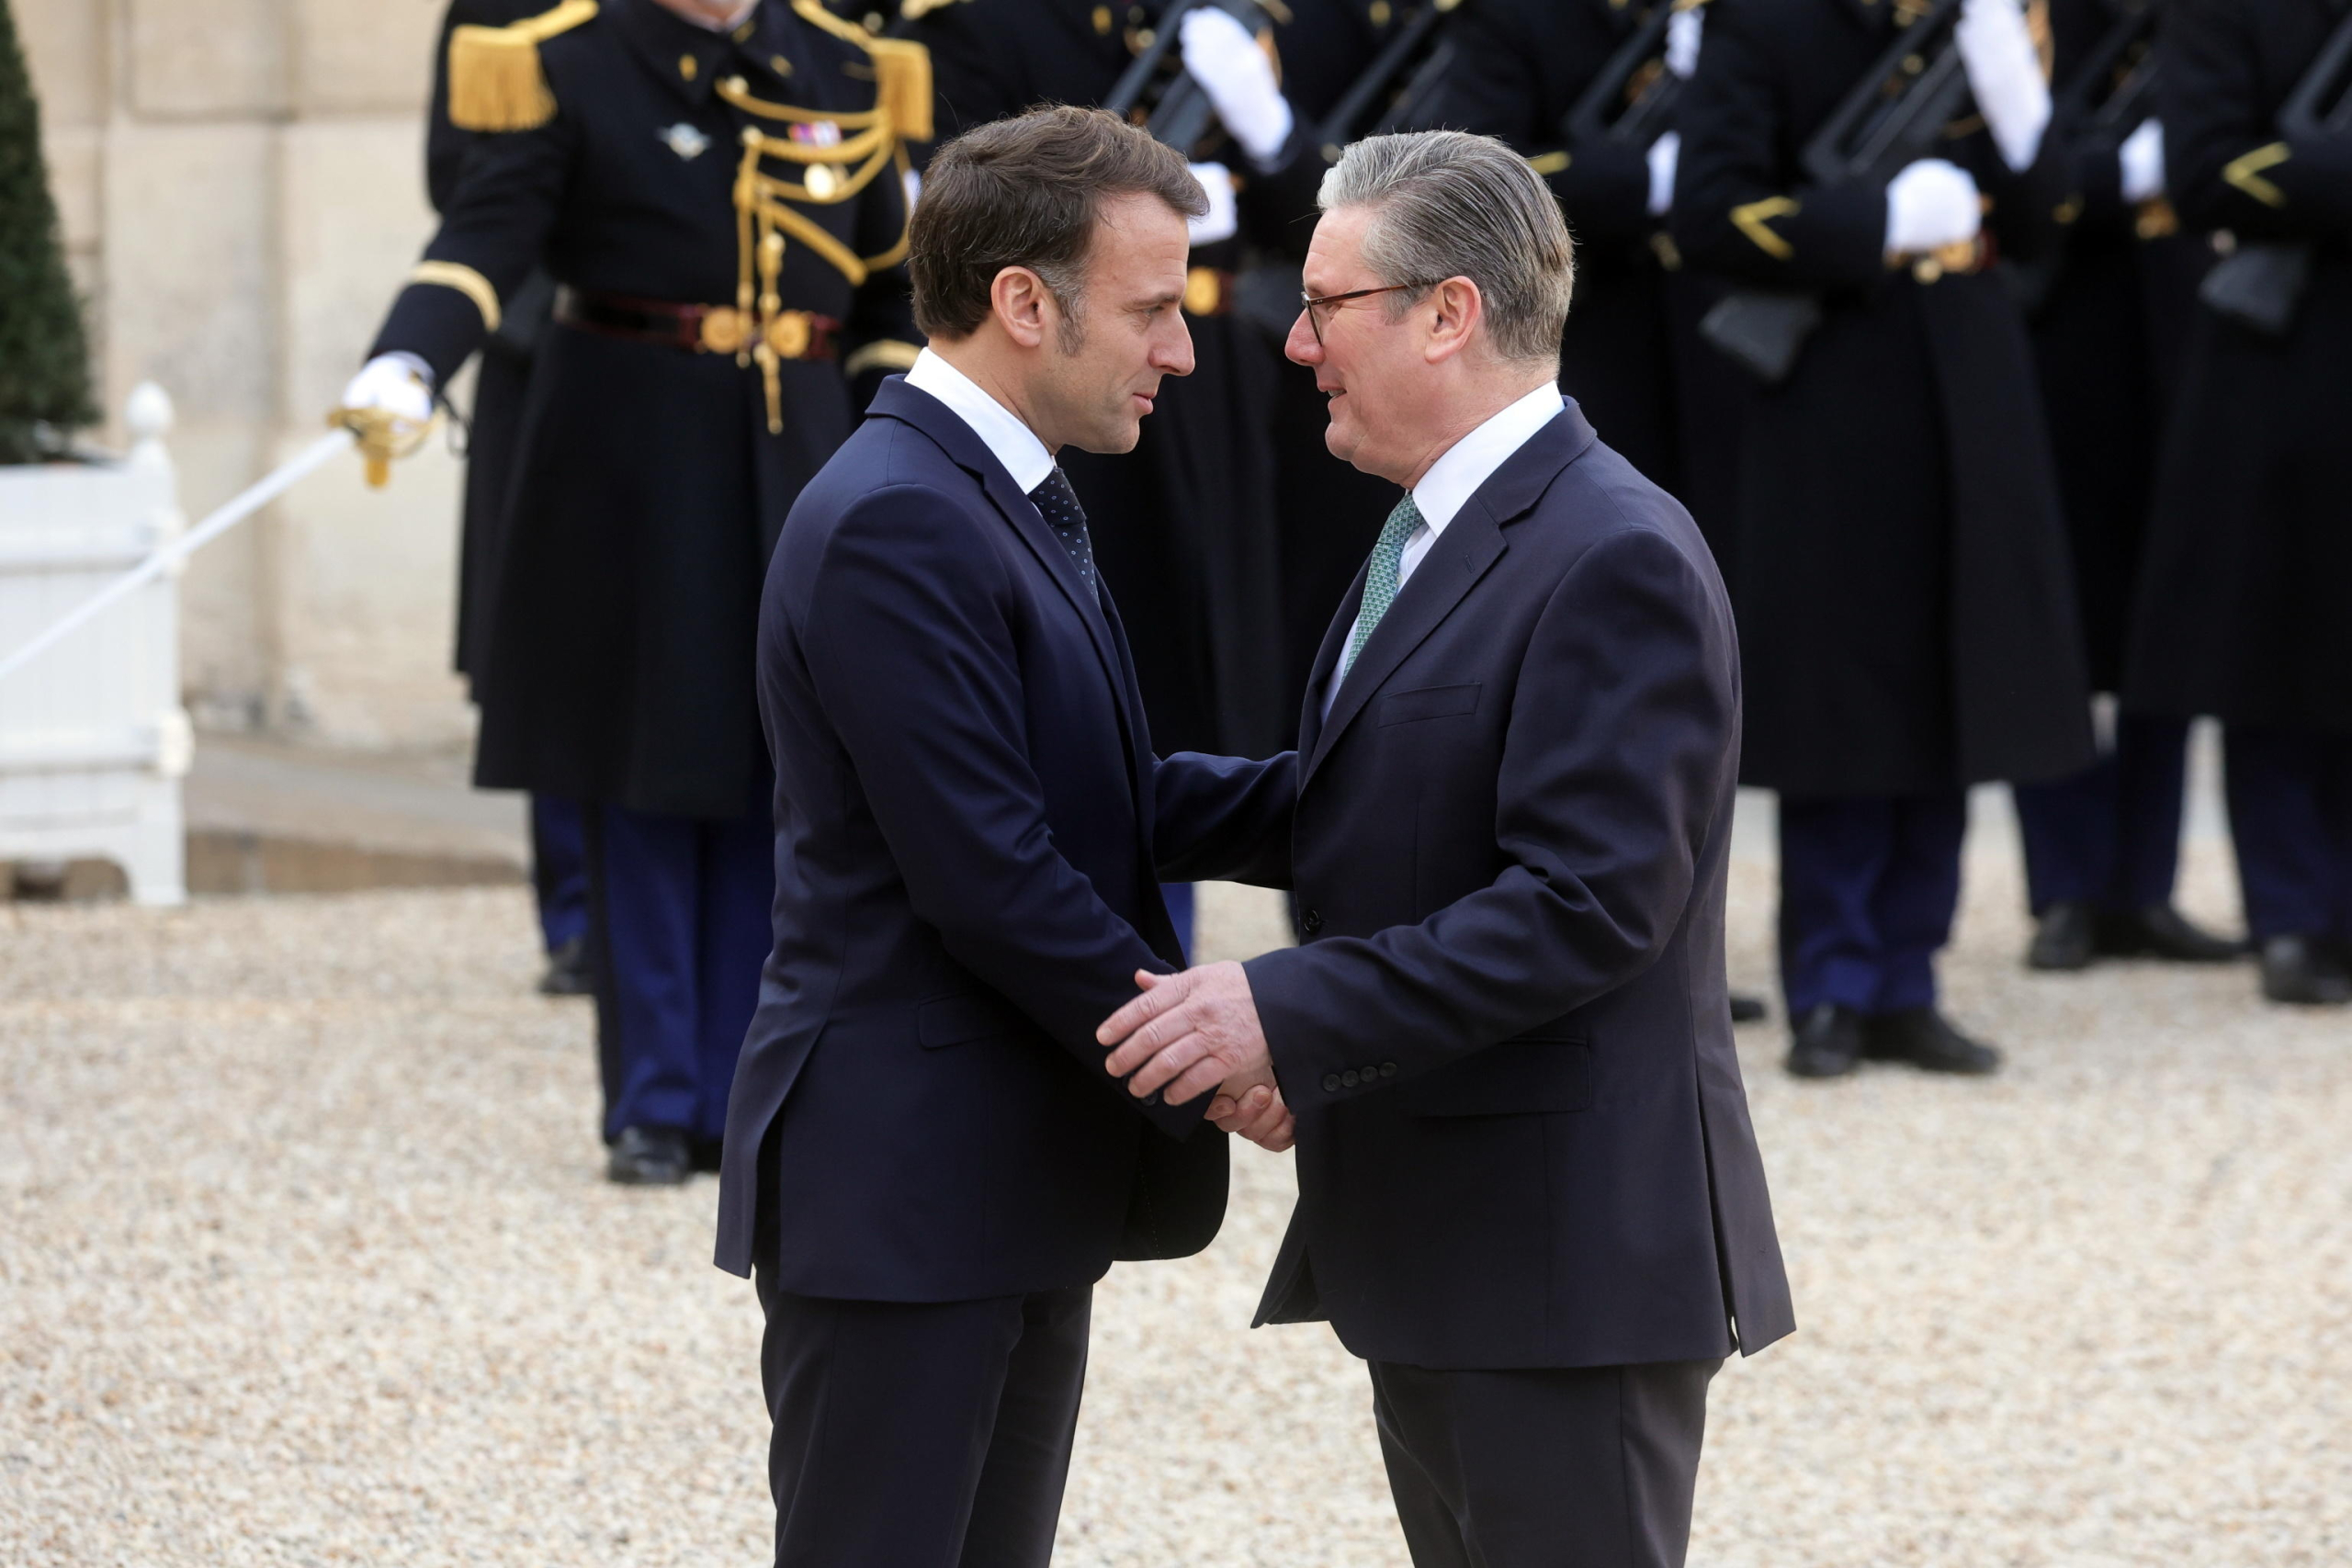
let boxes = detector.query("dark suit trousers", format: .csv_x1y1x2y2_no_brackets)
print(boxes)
754,1271,1092,1568
1369,1358,1722,1568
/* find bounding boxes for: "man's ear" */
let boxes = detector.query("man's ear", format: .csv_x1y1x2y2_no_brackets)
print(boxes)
1423,276,1484,365
990,265,1050,351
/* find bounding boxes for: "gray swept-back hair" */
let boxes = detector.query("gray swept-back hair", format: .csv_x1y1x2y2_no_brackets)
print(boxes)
1317,130,1574,364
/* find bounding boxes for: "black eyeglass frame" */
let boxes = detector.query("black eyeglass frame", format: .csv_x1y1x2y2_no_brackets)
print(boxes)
1299,280,1446,345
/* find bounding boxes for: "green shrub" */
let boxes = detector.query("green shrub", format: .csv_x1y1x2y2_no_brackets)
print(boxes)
0,0,96,464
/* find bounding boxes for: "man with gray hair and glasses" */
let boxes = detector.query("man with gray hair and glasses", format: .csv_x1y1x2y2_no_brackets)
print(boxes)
1102,130,1794,1568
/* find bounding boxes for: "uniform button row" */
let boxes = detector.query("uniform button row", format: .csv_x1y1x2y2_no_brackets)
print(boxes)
1322,1062,1399,1093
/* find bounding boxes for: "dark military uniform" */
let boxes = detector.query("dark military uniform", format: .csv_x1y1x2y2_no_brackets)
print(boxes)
2125,0,2352,982
1672,0,2094,1034
426,2,587,985
895,0,1329,759
2008,0,2237,960
370,0,924,1156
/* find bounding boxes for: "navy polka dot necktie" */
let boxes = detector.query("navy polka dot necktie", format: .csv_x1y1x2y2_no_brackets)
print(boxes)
1027,466,1097,590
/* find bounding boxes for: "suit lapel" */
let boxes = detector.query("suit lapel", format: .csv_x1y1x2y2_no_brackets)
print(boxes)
1294,563,1369,764
1300,406,1595,789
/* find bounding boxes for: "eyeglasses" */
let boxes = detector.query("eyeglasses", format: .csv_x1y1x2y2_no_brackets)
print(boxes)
1299,281,1443,346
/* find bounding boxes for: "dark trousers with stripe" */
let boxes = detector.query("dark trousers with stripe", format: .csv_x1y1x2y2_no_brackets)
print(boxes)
755,1274,1091,1568
1372,1357,1721,1568
583,790,774,1142
2224,725,2352,944
529,793,590,956
1778,793,1968,1016
2012,713,2189,917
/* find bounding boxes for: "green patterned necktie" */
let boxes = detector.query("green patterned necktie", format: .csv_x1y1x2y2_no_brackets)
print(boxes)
1338,492,1426,687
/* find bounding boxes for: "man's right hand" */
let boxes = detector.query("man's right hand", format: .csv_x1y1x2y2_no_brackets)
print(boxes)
1206,1067,1295,1152
339,355,435,425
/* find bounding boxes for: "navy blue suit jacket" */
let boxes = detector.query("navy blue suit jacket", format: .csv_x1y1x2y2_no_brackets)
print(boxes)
715,378,1295,1298
1245,401,1797,1369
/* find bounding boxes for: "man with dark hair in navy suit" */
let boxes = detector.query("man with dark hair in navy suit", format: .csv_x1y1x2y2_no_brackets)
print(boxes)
713,105,1297,1568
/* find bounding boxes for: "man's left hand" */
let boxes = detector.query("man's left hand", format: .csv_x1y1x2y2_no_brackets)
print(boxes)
1099,962,1271,1106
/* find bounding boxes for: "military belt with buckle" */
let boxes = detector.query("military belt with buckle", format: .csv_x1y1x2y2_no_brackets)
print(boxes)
553,286,840,362
1183,266,1238,318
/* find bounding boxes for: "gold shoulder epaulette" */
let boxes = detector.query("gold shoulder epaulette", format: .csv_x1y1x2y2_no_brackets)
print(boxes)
447,0,599,133
786,0,934,143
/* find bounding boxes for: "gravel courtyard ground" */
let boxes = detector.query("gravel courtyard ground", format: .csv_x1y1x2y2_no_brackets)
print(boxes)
3,798,2346,1566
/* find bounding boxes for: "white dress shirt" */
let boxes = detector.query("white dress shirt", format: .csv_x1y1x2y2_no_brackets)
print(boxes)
1324,383,1566,718
903,347,1056,493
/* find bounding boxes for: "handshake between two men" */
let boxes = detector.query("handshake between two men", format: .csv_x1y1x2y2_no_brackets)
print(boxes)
715,106,1792,1568
1102,963,1295,1153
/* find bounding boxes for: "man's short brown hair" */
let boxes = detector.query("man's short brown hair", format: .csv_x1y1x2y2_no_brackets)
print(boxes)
910,105,1208,344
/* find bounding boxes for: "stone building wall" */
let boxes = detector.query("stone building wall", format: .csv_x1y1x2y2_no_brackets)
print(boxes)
18,0,475,750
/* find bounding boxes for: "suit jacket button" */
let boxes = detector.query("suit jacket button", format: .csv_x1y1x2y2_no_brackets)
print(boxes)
1341,1069,1361,1088
1142,1089,1161,1107
1301,908,1323,935
1380,1062,1397,1077
1322,1073,1342,1093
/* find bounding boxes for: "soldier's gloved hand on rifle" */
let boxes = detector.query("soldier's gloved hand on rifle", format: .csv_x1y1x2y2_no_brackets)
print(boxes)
1179,6,1295,170
2120,118,2165,204
1884,158,1984,255
1187,162,1241,244
1647,132,1679,217
1665,6,1704,79
1955,0,2052,171
339,355,435,426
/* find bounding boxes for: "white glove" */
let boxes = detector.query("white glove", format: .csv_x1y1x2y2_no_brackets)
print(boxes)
1665,7,1704,79
1180,6,1294,168
339,354,434,424
2119,118,2165,204
1884,158,1984,254
1187,161,1239,245
1956,0,2052,172
1647,131,1679,217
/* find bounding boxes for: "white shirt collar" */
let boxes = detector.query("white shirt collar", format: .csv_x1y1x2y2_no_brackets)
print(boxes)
903,348,1057,494
1408,383,1566,538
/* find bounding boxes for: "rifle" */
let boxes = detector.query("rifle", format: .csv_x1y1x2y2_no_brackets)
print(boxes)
1564,2,1688,152
1314,0,1462,158
2009,0,2163,312
1699,0,1972,383
1104,0,1283,159
2198,7,2352,335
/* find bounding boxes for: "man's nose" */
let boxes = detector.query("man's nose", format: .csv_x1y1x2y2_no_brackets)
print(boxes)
1155,314,1196,378
1285,310,1320,367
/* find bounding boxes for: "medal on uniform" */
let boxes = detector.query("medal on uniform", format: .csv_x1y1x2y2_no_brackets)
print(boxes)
657,122,711,161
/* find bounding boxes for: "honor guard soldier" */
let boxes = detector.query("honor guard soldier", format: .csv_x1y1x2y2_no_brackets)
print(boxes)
1673,0,2098,1077
427,0,593,998
896,0,1334,768
336,0,930,1180
2124,0,2352,1006
2011,0,2243,973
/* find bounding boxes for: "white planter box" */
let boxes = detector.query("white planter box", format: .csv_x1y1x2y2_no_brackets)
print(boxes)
0,387,189,905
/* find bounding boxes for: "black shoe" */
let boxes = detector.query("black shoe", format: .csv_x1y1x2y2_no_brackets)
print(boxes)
1785,1002,1864,1079
1862,1008,2002,1076
2027,901,2098,971
537,933,593,997
2092,904,2245,964
1730,992,1769,1024
607,1125,694,1185
2257,935,2352,1006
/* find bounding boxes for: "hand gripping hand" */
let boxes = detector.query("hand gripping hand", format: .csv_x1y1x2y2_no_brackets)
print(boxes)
1884,158,1984,255
1099,963,1295,1151
1955,0,2052,172
1180,6,1295,169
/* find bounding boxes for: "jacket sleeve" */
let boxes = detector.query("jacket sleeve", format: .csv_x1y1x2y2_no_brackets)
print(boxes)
1670,0,1891,290
1429,1,1655,250
1151,750,1297,887
2161,0,2352,243
370,104,574,387
799,482,1204,1139
1245,525,1736,1106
